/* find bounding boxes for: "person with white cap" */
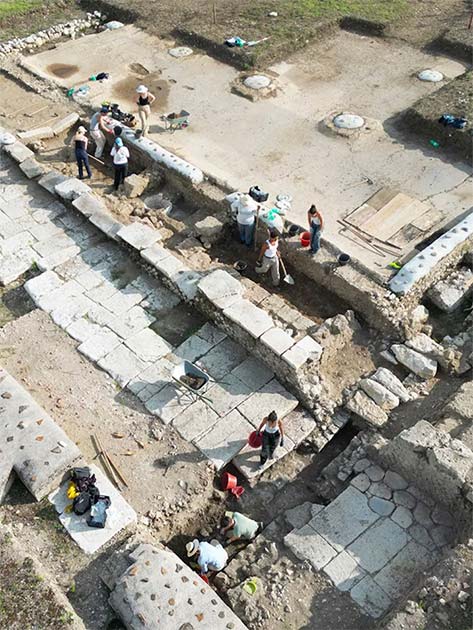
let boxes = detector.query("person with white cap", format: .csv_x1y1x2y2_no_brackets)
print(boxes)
110,137,130,191
136,84,156,137
186,538,228,576
89,104,112,158
72,125,92,179
230,193,260,247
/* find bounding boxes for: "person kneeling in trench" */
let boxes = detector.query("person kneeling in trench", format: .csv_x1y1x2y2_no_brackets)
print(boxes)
255,230,281,287
186,538,228,577
256,410,285,468
220,511,263,545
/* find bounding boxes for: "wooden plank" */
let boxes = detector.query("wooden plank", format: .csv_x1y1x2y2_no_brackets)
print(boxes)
366,187,399,211
411,207,443,231
361,193,428,240
344,203,377,228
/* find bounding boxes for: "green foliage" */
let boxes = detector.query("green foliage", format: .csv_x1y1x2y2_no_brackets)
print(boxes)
246,0,409,22
0,1,43,19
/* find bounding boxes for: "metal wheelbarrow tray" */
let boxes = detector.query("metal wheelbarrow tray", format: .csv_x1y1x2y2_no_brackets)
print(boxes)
161,110,190,133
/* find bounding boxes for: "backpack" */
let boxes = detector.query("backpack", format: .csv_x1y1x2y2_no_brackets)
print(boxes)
249,186,269,203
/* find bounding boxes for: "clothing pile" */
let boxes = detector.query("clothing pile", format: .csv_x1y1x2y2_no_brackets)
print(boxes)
67,467,111,528
101,102,136,126
438,114,468,130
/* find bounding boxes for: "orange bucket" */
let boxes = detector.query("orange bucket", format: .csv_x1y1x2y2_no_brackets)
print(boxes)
300,231,310,247
221,472,237,491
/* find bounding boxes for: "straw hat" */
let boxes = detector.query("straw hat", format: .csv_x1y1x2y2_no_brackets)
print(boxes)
240,193,256,209
136,84,148,94
77,125,87,134
186,539,200,557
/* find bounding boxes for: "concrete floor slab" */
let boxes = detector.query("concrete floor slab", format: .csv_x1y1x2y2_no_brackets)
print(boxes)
49,465,136,555
26,26,471,276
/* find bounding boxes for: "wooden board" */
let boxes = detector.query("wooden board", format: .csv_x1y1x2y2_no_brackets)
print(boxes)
344,203,377,228
366,188,399,211
360,193,429,241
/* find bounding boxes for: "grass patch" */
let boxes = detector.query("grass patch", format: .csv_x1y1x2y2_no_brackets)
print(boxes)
0,0,83,42
0,1,42,19
244,0,409,22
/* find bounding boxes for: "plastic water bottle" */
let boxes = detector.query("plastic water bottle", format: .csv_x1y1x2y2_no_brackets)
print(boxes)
429,139,440,148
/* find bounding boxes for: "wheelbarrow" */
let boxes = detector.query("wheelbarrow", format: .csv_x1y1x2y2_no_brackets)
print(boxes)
161,109,190,133
171,360,218,412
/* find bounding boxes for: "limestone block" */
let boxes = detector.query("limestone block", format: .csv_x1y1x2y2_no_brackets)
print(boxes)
107,543,246,629
391,344,437,379
283,408,316,445
346,390,389,427
324,551,366,592
351,473,370,492
122,172,149,198
0,367,81,504
428,267,473,312
391,506,413,529
38,169,69,194
117,222,160,251
49,464,136,555
153,254,188,282
230,357,274,390
308,487,379,553
18,126,54,142
350,576,392,619
237,378,298,428
359,378,399,410
18,156,45,179
124,328,171,362
66,317,103,343
198,337,247,380
174,334,213,363
371,367,410,403
50,293,95,329
294,335,323,361
224,298,274,339
145,384,191,424
55,177,91,201
198,269,244,310
51,112,79,135
282,344,310,371
3,141,34,163
89,210,123,240
98,343,148,387
195,215,225,244
284,524,337,570
405,333,445,360
141,243,171,267
173,269,202,301
23,270,63,302
78,328,121,362
72,192,106,217
347,518,408,573
260,326,294,355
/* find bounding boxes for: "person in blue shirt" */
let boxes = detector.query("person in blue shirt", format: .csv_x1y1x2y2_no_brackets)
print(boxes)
186,538,228,576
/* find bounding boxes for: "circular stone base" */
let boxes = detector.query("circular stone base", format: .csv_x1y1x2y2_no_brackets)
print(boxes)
168,46,193,58
418,69,443,82
333,113,365,129
244,75,271,90
0,132,16,146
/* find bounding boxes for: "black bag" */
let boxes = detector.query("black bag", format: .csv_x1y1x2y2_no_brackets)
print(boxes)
73,492,92,515
249,186,269,203
87,496,111,529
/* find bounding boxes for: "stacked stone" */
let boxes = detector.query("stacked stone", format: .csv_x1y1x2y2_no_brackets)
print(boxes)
0,13,102,57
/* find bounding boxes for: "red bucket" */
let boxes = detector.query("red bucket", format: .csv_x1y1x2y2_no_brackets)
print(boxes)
230,485,244,499
248,431,262,449
200,574,210,584
221,472,237,491
300,231,310,247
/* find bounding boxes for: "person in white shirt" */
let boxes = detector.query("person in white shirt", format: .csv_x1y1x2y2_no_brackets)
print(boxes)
186,538,228,576
255,230,281,286
110,137,130,190
89,105,112,158
231,193,259,247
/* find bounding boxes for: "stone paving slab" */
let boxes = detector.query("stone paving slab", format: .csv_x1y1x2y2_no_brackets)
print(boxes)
78,328,122,362
0,367,81,503
206,374,253,417
236,378,298,429
193,409,253,470
283,408,316,445
117,222,161,250
285,524,338,570
309,487,380,553
197,337,248,380
350,575,392,618
232,434,296,481
49,465,136,555
172,398,219,441
230,356,274,390
198,269,244,310
174,333,213,364
324,551,366,592
347,518,409,573
145,384,191,425
126,358,176,402
124,328,171,362
98,343,149,387
224,298,274,339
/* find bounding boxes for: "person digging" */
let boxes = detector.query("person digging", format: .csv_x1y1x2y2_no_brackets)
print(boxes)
255,230,281,287
89,104,113,159
220,511,263,545
186,538,228,578
256,410,285,468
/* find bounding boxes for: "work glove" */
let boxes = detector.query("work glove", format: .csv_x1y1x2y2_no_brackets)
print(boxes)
280,439,284,448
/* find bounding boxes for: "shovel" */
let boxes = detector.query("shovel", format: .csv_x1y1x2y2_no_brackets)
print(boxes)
279,258,295,285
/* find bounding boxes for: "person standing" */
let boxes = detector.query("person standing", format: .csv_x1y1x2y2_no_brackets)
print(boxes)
307,204,324,256
186,539,228,576
73,126,92,180
136,85,156,137
89,105,112,159
255,230,281,287
256,411,284,467
231,193,259,247
110,137,130,191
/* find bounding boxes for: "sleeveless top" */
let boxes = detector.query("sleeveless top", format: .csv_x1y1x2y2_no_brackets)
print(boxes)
138,94,150,106
263,422,279,434
310,213,321,228
75,138,87,152
264,240,278,259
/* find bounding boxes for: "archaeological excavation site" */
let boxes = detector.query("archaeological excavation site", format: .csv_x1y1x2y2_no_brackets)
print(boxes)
0,1,471,629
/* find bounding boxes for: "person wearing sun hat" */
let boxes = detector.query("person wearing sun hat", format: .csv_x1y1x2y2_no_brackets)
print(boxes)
110,136,130,191
230,193,260,247
73,125,92,180
186,538,228,576
89,104,112,158
135,84,156,137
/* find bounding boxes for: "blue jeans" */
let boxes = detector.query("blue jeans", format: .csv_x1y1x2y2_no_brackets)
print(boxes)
310,224,321,254
238,222,254,247
76,151,91,179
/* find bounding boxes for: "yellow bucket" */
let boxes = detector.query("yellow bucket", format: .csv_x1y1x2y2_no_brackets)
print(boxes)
242,577,258,595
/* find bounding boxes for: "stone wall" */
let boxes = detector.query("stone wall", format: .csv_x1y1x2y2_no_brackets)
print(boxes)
371,420,473,523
